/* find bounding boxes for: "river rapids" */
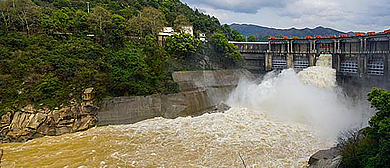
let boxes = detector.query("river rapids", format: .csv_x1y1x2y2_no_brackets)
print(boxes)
1,55,371,167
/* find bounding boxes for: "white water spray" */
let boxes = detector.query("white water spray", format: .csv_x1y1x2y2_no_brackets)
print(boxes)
227,54,370,139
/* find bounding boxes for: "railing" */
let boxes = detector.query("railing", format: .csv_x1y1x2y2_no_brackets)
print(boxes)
238,50,267,53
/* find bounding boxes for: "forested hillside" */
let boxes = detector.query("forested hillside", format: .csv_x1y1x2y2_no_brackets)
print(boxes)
0,0,244,114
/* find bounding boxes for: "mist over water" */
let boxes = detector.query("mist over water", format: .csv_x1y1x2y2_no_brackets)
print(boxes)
227,55,371,139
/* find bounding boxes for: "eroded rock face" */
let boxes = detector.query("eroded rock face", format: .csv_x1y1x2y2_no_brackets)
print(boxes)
0,89,98,143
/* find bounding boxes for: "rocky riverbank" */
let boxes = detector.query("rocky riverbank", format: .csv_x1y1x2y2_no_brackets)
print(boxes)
0,88,98,143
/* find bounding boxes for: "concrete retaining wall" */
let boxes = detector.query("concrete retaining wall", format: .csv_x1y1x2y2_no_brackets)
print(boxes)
97,95,162,126
97,90,214,126
97,69,255,126
172,69,256,104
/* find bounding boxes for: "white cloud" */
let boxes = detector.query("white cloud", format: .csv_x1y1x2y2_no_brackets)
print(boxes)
181,0,390,32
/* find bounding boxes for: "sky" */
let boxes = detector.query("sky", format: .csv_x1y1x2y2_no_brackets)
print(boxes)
181,0,390,32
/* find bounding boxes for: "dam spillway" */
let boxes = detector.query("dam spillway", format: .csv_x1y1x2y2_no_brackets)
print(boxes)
230,33,390,93
0,56,371,167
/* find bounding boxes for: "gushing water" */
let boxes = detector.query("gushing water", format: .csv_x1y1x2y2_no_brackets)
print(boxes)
1,55,370,167
1,108,331,167
228,54,369,138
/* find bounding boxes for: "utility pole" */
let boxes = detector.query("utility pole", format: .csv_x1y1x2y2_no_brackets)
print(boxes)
87,2,90,13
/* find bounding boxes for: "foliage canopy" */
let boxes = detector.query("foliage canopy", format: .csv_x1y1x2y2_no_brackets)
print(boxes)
0,0,244,115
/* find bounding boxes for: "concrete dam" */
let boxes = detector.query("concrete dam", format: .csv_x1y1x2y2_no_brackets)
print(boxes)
231,32,390,92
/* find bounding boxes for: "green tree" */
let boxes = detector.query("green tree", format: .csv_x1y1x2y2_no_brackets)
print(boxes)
165,33,200,60
0,0,13,32
106,48,151,96
53,0,71,9
0,0,40,34
209,32,242,68
40,7,88,34
128,7,166,37
365,87,390,167
220,24,246,42
102,14,126,49
221,24,232,40
88,5,111,33
73,10,89,33
247,35,257,42
39,7,55,34
232,29,246,42
141,35,173,94
173,14,191,33
51,7,72,32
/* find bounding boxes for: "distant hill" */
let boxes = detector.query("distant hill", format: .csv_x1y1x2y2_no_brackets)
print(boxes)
230,23,344,38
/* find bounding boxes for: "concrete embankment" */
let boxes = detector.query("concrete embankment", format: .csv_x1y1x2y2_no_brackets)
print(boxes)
97,90,213,126
97,69,255,126
172,69,256,104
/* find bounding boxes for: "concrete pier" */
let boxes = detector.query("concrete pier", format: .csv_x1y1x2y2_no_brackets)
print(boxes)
230,33,390,80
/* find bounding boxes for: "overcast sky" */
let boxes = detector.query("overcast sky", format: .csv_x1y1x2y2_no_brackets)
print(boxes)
181,0,390,32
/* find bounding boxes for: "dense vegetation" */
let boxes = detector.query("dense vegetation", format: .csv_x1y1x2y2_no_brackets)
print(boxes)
340,87,390,167
0,0,244,115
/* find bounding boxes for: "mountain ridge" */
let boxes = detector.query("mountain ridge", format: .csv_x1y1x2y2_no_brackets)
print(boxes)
230,23,344,38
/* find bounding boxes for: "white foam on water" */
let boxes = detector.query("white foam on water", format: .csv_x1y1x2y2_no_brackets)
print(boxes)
227,54,370,139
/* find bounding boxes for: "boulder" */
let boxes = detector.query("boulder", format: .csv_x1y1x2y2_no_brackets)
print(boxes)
309,147,341,168
0,112,12,128
56,126,72,135
22,113,35,128
74,115,97,131
0,126,10,141
26,113,47,130
216,102,231,112
21,104,36,113
9,112,23,130
36,120,51,135
5,128,33,142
